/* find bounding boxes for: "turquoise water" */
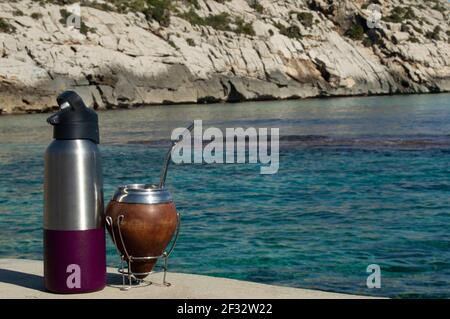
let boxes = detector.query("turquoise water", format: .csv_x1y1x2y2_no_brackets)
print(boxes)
1,94,449,298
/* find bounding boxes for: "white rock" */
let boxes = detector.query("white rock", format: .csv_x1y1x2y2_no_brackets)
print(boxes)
0,0,448,113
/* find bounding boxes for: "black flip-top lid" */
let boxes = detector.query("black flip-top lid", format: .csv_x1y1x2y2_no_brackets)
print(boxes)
47,91,100,144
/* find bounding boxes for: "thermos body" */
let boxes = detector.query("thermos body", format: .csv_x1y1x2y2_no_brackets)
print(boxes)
44,140,103,230
43,92,106,293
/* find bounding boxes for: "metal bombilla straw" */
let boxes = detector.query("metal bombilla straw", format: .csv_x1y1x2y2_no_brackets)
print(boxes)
159,122,195,188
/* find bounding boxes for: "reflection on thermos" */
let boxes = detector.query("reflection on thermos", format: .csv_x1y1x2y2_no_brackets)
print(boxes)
43,91,106,293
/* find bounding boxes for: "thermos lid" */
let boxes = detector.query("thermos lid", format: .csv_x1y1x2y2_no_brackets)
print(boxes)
112,184,173,204
47,91,100,144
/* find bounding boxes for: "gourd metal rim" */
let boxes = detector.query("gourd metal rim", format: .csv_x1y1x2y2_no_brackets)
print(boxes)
112,183,173,204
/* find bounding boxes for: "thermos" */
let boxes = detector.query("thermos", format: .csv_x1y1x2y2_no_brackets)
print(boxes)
44,91,106,293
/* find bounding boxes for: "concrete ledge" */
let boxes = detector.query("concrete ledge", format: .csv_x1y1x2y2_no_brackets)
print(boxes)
0,259,374,299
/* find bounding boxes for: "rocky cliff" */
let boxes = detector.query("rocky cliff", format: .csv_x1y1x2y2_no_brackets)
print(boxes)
0,0,449,114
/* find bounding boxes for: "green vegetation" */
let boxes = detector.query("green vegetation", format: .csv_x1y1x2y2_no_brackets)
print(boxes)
411,24,423,34
274,22,302,39
81,0,115,11
401,24,410,33
59,8,71,24
180,10,231,31
408,36,420,43
186,38,195,46
426,25,442,41
185,0,200,9
283,25,302,39
28,0,268,32
345,23,364,40
432,2,447,13
249,1,264,14
422,0,447,13
179,8,201,24
362,29,382,47
0,18,16,34
382,6,416,23
417,3,426,10
297,12,314,28
31,12,44,20
204,12,231,31
288,11,313,28
143,0,172,27
33,0,173,26
179,8,255,35
360,1,383,11
80,23,97,35
13,10,24,16
168,39,177,48
235,17,255,36
32,0,84,7
345,22,382,47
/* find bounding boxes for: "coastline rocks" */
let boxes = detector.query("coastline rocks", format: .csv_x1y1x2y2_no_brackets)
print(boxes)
0,0,449,114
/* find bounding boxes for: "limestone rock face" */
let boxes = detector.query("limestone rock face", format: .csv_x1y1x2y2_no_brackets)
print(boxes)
0,0,449,114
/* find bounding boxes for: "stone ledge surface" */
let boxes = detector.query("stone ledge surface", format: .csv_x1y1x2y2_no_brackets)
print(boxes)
0,259,377,299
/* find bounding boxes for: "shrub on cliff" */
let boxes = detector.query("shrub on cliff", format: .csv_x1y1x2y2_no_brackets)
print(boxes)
40,1,174,26
289,11,314,28
362,29,382,47
204,12,232,31
382,6,416,23
185,0,200,9
143,0,172,27
186,38,195,46
179,9,254,35
431,2,446,13
235,17,255,36
180,10,231,31
13,10,24,16
426,25,442,41
31,12,44,20
32,0,80,5
345,24,364,40
275,22,302,39
81,0,115,11
0,18,16,34
179,8,204,25
249,1,264,14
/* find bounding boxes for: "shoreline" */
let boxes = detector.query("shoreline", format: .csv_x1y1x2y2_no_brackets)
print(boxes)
1,1,448,115
1,91,449,116
0,259,379,299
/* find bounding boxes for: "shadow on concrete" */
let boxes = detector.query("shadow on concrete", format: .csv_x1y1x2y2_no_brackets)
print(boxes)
0,268,124,292
106,272,125,285
0,268,45,291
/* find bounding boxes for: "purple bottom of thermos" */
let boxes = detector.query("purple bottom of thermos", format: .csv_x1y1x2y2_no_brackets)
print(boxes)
44,228,106,294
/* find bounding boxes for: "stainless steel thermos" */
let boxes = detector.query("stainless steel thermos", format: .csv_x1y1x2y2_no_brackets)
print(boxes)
44,91,106,293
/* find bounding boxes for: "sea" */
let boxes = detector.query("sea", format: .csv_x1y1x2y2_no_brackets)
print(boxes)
1,93,449,298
